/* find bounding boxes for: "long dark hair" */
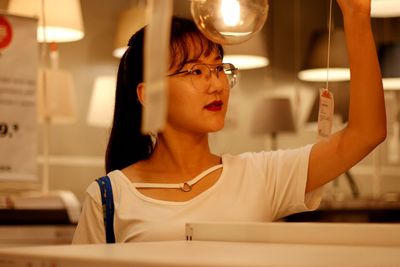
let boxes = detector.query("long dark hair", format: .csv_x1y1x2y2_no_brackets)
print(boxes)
105,17,223,173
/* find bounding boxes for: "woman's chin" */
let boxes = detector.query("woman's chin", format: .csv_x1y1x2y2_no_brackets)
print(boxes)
208,121,225,132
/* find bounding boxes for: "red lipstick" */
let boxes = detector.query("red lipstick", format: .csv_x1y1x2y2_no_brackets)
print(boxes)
204,100,223,111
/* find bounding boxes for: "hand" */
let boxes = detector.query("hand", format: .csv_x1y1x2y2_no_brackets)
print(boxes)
336,0,371,16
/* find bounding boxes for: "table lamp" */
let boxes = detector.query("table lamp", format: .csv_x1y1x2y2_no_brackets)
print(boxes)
87,76,116,128
251,97,295,150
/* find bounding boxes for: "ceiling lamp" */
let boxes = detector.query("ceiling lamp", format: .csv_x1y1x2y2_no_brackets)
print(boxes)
8,0,84,43
371,0,400,18
113,5,147,58
379,43,400,90
223,30,269,70
298,29,350,82
190,0,269,45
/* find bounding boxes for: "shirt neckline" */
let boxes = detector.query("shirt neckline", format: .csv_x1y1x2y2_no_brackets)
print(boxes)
133,164,223,191
115,155,227,206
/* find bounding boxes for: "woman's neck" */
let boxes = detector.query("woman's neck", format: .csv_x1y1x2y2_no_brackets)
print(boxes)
122,127,222,185
148,130,220,177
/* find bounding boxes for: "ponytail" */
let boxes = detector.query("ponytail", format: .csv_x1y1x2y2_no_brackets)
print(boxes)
105,28,153,173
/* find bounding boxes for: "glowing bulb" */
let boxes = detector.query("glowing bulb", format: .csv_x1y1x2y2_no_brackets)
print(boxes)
191,0,269,45
221,0,241,27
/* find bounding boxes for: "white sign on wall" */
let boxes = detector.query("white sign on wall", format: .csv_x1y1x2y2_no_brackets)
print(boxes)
0,14,38,181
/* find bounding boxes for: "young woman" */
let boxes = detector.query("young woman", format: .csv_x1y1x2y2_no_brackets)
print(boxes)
73,0,386,243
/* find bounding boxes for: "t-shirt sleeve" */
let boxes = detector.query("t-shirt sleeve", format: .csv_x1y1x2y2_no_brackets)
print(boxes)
261,144,323,220
71,182,106,244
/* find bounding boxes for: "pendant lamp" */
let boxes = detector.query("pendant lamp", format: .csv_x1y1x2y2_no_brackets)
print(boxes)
190,0,269,45
371,0,400,18
298,29,350,82
222,30,269,70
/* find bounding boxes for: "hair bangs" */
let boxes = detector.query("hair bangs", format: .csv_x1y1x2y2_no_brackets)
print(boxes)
169,31,223,71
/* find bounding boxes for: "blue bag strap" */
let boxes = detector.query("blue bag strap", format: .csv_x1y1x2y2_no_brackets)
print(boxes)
96,175,116,243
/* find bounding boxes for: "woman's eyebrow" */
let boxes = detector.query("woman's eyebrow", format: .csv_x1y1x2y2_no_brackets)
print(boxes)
185,59,199,64
186,55,222,64
182,53,222,66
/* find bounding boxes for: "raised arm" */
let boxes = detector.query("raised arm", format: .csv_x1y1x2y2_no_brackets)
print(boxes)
306,0,387,192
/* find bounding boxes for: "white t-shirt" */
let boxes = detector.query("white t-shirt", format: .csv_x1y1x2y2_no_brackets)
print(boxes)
72,145,322,244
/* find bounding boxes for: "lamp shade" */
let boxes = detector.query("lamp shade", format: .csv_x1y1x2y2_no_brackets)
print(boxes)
379,43,400,90
8,0,84,42
113,6,147,58
371,0,400,18
223,30,269,70
251,97,295,134
87,76,116,128
298,29,350,82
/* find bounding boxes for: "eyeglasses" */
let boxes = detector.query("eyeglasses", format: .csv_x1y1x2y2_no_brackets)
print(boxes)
168,63,238,91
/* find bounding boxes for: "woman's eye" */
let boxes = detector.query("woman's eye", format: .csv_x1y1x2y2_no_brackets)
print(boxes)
191,68,203,76
216,65,224,72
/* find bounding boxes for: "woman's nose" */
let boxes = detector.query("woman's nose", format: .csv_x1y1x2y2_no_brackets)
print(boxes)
207,71,225,93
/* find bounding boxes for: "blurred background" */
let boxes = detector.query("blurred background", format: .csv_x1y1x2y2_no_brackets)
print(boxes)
0,0,399,240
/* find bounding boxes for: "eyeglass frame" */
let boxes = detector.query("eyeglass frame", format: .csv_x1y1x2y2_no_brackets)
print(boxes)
167,63,239,90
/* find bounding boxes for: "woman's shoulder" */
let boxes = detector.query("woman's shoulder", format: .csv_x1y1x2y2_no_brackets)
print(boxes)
222,144,313,165
85,170,128,200
221,151,265,170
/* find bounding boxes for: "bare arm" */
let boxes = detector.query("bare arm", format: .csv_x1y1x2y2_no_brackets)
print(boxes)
306,0,387,192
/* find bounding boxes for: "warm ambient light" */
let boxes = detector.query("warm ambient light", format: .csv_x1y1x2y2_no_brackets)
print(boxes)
191,0,269,45
221,0,241,27
223,55,269,70
383,78,400,90
298,68,350,82
371,0,400,18
8,0,84,43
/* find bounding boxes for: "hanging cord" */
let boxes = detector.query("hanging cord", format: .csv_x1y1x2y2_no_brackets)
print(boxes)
325,0,333,90
40,0,48,63
293,0,300,128
40,0,50,194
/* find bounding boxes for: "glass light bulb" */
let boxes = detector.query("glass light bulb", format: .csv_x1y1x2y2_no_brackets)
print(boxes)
221,0,241,27
190,0,269,45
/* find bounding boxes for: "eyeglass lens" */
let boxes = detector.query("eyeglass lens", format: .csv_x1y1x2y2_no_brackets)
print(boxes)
190,64,237,91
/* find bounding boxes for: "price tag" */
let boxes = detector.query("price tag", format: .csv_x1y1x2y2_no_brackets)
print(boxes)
0,122,19,138
0,15,38,181
318,88,334,140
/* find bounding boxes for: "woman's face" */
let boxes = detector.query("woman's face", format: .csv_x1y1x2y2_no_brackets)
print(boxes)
166,42,230,135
